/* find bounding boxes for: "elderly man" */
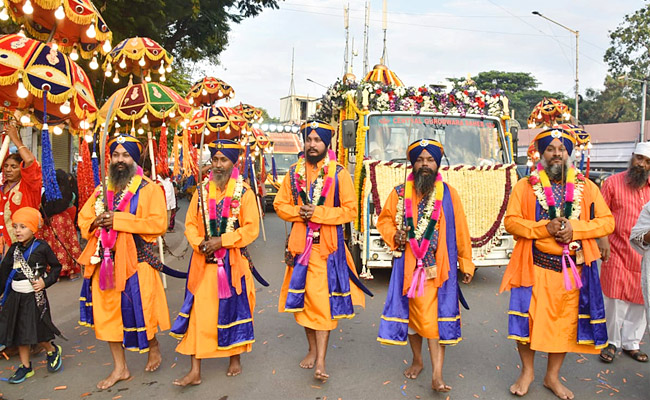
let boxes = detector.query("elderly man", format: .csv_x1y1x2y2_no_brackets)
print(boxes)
376,139,474,392
598,142,650,363
274,120,370,383
500,125,614,399
171,139,260,386
78,134,170,390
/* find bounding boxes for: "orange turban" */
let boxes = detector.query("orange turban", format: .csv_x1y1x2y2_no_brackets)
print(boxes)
12,207,41,233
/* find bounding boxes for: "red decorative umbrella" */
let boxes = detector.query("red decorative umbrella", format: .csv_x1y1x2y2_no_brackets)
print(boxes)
185,76,235,107
362,64,404,86
233,103,263,123
3,0,112,60
188,105,249,142
0,33,97,131
527,97,572,129
102,36,173,84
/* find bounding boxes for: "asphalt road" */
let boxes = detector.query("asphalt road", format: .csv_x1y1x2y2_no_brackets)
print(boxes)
1,198,648,400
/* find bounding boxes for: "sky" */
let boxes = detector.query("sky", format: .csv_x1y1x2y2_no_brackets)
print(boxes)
193,0,645,119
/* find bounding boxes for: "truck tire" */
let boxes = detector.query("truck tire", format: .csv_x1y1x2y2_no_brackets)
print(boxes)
350,243,363,275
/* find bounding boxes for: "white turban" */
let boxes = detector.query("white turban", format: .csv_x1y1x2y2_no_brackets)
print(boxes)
635,142,650,159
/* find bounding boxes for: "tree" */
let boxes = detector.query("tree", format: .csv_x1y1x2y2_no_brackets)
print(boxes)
604,4,650,81
258,107,280,123
579,76,639,124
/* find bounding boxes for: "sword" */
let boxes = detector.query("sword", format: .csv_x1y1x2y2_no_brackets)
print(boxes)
99,96,119,206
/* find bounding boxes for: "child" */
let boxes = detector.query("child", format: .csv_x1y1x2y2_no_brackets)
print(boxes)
0,207,64,383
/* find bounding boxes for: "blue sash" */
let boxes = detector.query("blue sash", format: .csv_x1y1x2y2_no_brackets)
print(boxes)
1,240,41,306
378,183,463,345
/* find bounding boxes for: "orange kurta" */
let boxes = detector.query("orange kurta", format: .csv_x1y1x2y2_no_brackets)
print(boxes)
176,182,259,358
78,177,170,343
275,160,365,331
376,184,474,339
500,177,614,353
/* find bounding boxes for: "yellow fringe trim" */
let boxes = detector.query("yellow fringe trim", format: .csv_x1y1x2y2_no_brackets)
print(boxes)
507,335,530,343
439,337,462,346
217,318,252,329
330,291,351,297
578,314,590,319
178,312,189,318
287,288,305,294
169,332,185,340
125,346,150,354
438,316,461,322
63,0,95,25
380,315,409,324
376,337,408,346
77,321,94,328
217,339,255,351
507,310,529,318
333,313,355,319
0,71,20,87
123,327,147,332
590,319,606,324
283,308,304,313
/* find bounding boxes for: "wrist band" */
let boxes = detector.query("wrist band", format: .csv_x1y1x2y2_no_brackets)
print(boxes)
17,145,26,151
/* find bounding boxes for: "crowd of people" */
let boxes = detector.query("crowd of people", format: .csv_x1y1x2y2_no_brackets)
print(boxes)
0,120,649,400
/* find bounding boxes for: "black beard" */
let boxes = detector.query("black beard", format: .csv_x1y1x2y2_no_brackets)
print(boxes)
212,166,233,188
414,166,437,196
541,157,570,182
109,162,136,189
305,150,327,165
626,160,650,188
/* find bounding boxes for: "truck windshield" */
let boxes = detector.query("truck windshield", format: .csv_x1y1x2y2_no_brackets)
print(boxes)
270,153,299,173
367,114,508,165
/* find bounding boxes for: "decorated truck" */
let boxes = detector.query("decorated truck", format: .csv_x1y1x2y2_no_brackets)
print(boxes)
314,67,519,275
264,131,302,210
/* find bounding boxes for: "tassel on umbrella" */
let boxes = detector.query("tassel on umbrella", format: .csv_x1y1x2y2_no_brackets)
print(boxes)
77,136,94,207
156,122,169,176
40,90,62,202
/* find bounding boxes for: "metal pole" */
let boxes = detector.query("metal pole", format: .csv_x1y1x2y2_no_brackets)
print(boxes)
575,31,579,122
642,80,647,142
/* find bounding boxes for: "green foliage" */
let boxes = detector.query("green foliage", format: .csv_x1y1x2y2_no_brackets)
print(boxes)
579,75,639,124
604,4,650,82
258,107,280,123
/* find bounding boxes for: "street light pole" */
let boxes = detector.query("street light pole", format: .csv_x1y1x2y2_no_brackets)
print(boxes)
619,75,647,142
532,11,580,122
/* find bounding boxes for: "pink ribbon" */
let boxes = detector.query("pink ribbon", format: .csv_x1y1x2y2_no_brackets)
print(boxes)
407,259,426,298
296,221,321,267
561,245,583,291
99,247,115,290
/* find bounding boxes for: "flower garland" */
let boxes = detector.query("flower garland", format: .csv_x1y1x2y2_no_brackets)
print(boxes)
405,171,444,298
529,162,586,291
293,149,337,207
92,166,144,290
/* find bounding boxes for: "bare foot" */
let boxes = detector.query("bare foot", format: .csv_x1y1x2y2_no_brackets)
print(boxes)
510,369,535,396
145,339,162,372
97,368,131,390
432,376,451,392
173,370,202,387
300,350,317,369
314,360,329,383
404,361,424,379
226,355,242,377
543,377,574,400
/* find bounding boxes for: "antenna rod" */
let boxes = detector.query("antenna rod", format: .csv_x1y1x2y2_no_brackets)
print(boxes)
380,0,388,65
343,3,349,75
363,0,370,76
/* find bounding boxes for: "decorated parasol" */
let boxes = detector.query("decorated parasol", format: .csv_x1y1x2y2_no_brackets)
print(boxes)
0,33,97,202
187,105,249,142
97,82,191,131
527,97,572,129
185,76,235,107
362,63,403,86
2,0,112,60
102,36,173,84
233,103,263,123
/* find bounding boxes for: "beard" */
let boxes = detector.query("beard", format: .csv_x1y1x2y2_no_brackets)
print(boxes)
414,166,438,196
626,160,650,188
109,162,136,189
212,165,233,188
305,149,327,165
541,157,571,182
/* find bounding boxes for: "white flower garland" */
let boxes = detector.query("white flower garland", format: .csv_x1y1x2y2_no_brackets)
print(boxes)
295,151,331,205
529,168,584,220
201,173,244,235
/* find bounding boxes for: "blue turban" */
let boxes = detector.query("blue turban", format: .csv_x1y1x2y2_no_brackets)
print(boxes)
535,126,576,155
407,139,444,166
108,134,143,163
207,139,241,164
300,120,334,148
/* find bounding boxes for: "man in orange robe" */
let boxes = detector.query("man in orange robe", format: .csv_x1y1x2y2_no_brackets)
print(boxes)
376,139,474,392
501,125,614,399
171,139,260,387
78,134,170,390
275,120,370,383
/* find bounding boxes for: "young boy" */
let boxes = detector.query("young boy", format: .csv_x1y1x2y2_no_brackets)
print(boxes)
0,207,64,383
